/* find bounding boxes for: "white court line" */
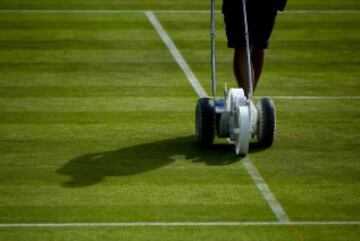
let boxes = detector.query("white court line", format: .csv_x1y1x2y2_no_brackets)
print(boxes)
257,96,360,100
145,10,207,97
281,10,360,14
243,159,290,223
0,221,359,228
0,10,145,13
153,10,360,14
155,10,360,14
0,9,359,14
145,11,290,223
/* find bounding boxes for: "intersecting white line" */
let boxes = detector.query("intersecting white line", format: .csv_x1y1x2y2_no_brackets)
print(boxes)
0,221,360,228
145,10,292,223
243,159,290,223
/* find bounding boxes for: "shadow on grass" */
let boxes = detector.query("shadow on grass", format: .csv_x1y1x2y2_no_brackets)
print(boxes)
57,136,266,188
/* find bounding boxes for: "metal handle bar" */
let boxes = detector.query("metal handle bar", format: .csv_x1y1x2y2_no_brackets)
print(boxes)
210,0,217,97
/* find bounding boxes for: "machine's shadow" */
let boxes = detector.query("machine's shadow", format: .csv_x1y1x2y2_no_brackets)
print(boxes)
57,136,264,188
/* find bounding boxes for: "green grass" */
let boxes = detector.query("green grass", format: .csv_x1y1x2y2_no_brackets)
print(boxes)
0,1,360,240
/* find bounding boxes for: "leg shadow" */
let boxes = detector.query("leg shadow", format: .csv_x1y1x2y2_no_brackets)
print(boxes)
57,136,241,188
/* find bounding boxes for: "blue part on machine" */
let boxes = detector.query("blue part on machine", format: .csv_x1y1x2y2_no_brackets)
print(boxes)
214,98,226,113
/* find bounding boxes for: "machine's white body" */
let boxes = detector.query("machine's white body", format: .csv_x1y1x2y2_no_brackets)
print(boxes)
208,0,254,156
215,88,252,155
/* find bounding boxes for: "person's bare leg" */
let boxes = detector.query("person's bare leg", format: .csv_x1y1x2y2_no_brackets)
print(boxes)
233,48,248,95
233,47,265,95
252,48,265,90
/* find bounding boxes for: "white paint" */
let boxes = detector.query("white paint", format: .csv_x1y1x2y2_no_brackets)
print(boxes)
257,96,360,100
203,96,360,100
0,10,359,14
145,11,207,97
281,10,360,14
0,221,359,228
0,10,145,13
152,9,360,14
242,158,290,223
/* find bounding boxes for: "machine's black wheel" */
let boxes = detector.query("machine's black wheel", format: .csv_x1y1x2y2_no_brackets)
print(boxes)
195,97,216,147
257,98,276,148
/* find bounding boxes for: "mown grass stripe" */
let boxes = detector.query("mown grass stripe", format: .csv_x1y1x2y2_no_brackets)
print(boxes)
0,97,194,112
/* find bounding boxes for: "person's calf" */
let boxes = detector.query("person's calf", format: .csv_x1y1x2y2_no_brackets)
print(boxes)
233,47,248,94
233,47,265,96
252,48,265,89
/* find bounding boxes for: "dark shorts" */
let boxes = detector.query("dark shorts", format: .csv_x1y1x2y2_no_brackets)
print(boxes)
222,0,278,49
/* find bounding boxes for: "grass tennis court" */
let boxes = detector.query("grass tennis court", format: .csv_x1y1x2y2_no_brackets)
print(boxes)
0,0,359,240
